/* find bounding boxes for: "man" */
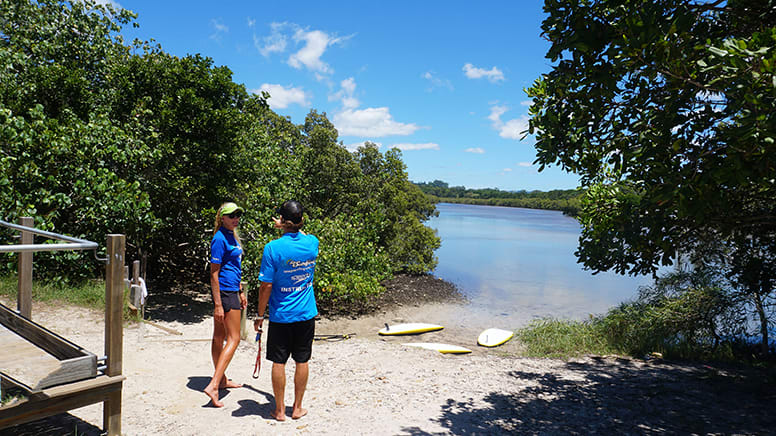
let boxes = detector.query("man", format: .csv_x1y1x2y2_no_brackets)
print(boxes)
255,200,319,421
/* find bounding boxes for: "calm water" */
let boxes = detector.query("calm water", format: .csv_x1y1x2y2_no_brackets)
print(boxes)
426,203,655,330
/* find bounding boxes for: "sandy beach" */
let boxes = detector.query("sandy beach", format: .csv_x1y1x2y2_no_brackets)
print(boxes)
2,283,775,435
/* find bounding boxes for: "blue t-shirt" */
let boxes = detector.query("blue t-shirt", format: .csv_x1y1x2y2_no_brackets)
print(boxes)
210,227,242,292
258,232,319,323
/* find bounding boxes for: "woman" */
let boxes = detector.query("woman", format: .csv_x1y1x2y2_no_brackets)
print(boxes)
203,202,247,407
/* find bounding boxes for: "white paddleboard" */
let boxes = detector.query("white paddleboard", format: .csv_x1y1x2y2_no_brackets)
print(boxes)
378,323,443,336
403,342,472,354
477,328,514,347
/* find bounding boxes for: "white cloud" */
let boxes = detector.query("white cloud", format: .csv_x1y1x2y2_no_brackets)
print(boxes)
465,147,485,154
289,29,352,75
340,77,356,94
254,84,310,109
520,100,533,106
329,77,359,109
210,19,229,41
488,105,508,123
499,117,530,140
463,63,505,83
518,162,533,167
503,168,513,172
422,71,453,91
391,143,440,151
247,18,256,28
488,104,530,140
333,107,421,137
257,22,288,57
256,22,351,77
89,0,121,8
289,29,333,73
345,141,382,152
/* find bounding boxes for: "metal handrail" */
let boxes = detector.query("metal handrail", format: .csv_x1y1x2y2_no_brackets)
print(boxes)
0,219,98,253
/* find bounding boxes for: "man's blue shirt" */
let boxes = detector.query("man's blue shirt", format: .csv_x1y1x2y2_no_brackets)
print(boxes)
259,232,319,323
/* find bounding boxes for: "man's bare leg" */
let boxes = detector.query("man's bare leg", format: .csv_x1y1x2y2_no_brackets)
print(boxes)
271,362,287,421
291,361,309,419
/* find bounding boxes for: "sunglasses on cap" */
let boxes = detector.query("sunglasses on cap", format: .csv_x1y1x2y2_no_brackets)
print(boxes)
225,211,243,219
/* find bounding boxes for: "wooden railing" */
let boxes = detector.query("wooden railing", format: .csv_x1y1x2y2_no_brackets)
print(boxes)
0,217,124,435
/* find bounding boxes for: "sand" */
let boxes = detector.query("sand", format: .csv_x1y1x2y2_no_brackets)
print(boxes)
2,297,775,435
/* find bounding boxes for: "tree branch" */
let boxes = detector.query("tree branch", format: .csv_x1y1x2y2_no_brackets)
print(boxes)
689,0,730,13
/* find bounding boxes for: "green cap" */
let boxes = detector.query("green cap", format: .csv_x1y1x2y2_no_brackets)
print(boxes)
221,202,244,215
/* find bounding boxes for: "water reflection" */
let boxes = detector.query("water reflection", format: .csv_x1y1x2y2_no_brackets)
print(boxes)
428,203,654,330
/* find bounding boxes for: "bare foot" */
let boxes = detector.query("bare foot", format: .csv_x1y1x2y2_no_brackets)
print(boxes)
203,386,223,408
292,406,308,420
270,409,286,421
219,378,242,389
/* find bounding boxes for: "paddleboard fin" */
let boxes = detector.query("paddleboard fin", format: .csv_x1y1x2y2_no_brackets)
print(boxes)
384,323,390,331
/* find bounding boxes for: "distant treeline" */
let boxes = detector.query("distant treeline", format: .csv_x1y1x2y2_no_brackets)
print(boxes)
415,180,582,216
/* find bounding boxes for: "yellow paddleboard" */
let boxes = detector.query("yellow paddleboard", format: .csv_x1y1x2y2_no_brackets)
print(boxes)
378,323,443,336
477,328,514,347
403,342,472,354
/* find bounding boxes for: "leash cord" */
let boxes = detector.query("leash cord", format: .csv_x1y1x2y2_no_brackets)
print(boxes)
313,333,357,342
252,329,262,379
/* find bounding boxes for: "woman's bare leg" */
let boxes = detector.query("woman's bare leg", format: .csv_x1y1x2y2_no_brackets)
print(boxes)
204,309,243,406
210,317,242,389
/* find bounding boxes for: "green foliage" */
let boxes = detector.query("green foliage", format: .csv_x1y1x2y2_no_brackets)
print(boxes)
355,146,439,273
0,0,135,120
527,0,776,353
516,318,616,358
0,0,440,314
527,0,776,275
518,286,742,361
0,274,105,309
592,265,746,360
416,180,583,216
0,105,156,280
517,263,771,362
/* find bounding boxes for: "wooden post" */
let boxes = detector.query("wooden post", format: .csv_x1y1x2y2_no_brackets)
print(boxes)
240,282,249,340
17,217,33,320
103,234,124,436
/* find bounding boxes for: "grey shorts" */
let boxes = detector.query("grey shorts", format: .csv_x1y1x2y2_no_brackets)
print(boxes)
220,291,241,312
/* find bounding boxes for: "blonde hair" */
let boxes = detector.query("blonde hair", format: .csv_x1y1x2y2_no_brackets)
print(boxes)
213,203,242,248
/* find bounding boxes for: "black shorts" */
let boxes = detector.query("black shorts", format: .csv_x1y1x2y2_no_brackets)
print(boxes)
266,318,315,364
220,291,241,312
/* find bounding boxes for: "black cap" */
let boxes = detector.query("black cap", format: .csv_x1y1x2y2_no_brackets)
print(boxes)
277,200,304,224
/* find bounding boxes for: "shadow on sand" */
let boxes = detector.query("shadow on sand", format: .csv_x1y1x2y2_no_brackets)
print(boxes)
401,357,776,435
0,412,103,436
143,283,214,325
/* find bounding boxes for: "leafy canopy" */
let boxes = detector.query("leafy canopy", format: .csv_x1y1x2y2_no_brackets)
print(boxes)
1,0,439,314
527,0,776,276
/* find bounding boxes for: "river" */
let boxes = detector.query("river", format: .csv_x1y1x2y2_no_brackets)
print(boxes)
425,202,655,331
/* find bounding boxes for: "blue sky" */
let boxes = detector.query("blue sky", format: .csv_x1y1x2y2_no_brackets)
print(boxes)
109,0,580,191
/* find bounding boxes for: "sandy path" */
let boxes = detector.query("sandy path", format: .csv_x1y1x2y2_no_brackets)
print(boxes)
2,299,775,435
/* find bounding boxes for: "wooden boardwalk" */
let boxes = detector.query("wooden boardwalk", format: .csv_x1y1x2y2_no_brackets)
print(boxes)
0,224,124,435
0,304,97,393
